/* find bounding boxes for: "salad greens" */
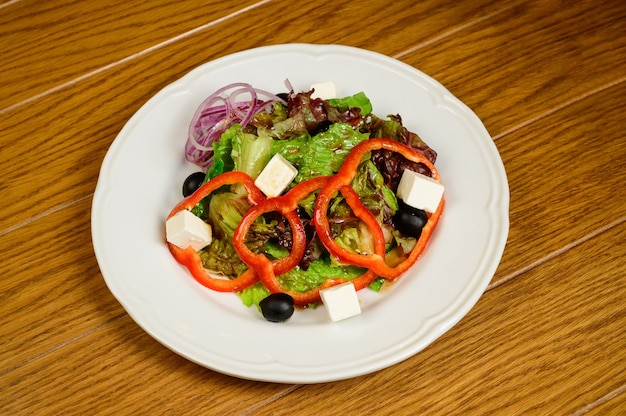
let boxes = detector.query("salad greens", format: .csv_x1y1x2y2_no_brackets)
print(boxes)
192,88,437,309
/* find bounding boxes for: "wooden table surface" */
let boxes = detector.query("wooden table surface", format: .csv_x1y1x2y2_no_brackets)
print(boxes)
2,0,625,414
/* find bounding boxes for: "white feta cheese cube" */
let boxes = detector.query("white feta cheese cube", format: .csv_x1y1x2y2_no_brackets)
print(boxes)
166,210,212,251
320,282,361,322
309,82,338,100
396,169,444,213
254,154,298,197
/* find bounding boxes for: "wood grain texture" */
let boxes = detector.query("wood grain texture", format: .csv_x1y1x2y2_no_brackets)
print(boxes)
1,314,298,415
3,77,624,377
2,0,626,414
0,0,520,232
399,0,626,137
0,196,123,374
493,81,626,280
0,0,520,112
581,388,626,416
0,0,263,109
251,222,626,415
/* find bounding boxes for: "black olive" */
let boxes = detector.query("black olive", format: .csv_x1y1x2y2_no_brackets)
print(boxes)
182,172,206,197
276,92,289,102
393,199,428,238
259,293,295,322
312,120,333,135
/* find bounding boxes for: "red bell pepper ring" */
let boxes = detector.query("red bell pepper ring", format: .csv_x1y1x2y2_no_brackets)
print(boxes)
232,187,309,281
313,138,444,280
233,176,379,305
166,171,265,292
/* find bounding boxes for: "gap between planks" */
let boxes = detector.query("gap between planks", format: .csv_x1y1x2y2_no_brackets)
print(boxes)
485,215,626,292
0,0,22,11
0,314,127,377
569,383,626,416
2,4,625,410
0,0,523,116
0,0,274,116
392,0,525,61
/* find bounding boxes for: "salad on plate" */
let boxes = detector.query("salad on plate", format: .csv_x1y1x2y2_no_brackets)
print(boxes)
165,81,444,322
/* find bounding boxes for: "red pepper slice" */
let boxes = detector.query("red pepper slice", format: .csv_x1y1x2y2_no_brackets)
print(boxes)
168,139,442,302
233,176,379,305
231,189,309,280
166,171,265,292
313,138,444,280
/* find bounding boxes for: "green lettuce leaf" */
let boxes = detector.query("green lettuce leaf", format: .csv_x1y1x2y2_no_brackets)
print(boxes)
271,134,308,167
299,123,369,182
238,282,271,309
251,102,289,129
229,124,273,179
198,238,248,277
278,122,369,183
327,91,373,115
207,124,236,179
350,159,398,222
369,277,386,292
334,222,375,257
237,255,366,310
277,258,367,293
207,192,250,239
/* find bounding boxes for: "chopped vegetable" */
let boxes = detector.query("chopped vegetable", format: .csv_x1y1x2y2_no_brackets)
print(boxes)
393,200,428,238
182,172,206,197
313,138,444,279
167,83,444,318
186,83,284,169
259,293,295,322
327,91,372,115
166,171,265,292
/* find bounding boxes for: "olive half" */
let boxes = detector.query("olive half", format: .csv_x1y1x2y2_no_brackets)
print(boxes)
182,172,206,197
393,199,428,238
259,293,295,323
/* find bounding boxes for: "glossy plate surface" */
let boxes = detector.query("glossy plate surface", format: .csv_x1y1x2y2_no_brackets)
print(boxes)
91,44,509,383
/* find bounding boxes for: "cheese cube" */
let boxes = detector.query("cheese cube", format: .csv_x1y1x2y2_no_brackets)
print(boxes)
254,154,298,197
310,82,338,100
396,169,444,213
166,210,212,251
320,282,361,322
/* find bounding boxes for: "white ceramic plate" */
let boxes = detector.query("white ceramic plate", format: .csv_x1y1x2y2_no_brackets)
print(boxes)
92,44,509,383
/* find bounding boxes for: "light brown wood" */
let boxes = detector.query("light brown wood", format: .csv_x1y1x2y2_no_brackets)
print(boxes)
0,196,122,373
2,314,299,415
0,0,263,109
494,81,626,280
2,0,625,414
0,0,518,232
400,0,626,137
583,390,626,416
251,222,626,415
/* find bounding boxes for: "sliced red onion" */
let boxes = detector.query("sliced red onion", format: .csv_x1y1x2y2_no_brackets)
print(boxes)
185,83,284,169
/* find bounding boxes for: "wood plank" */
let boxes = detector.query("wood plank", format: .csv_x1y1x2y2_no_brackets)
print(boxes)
0,196,124,374
581,388,626,416
250,219,626,415
0,0,263,109
491,81,626,279
2,1,626,414
2,76,624,410
0,0,520,373
2,1,625,372
400,0,626,136
0,314,297,415
0,0,524,111
0,0,508,234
